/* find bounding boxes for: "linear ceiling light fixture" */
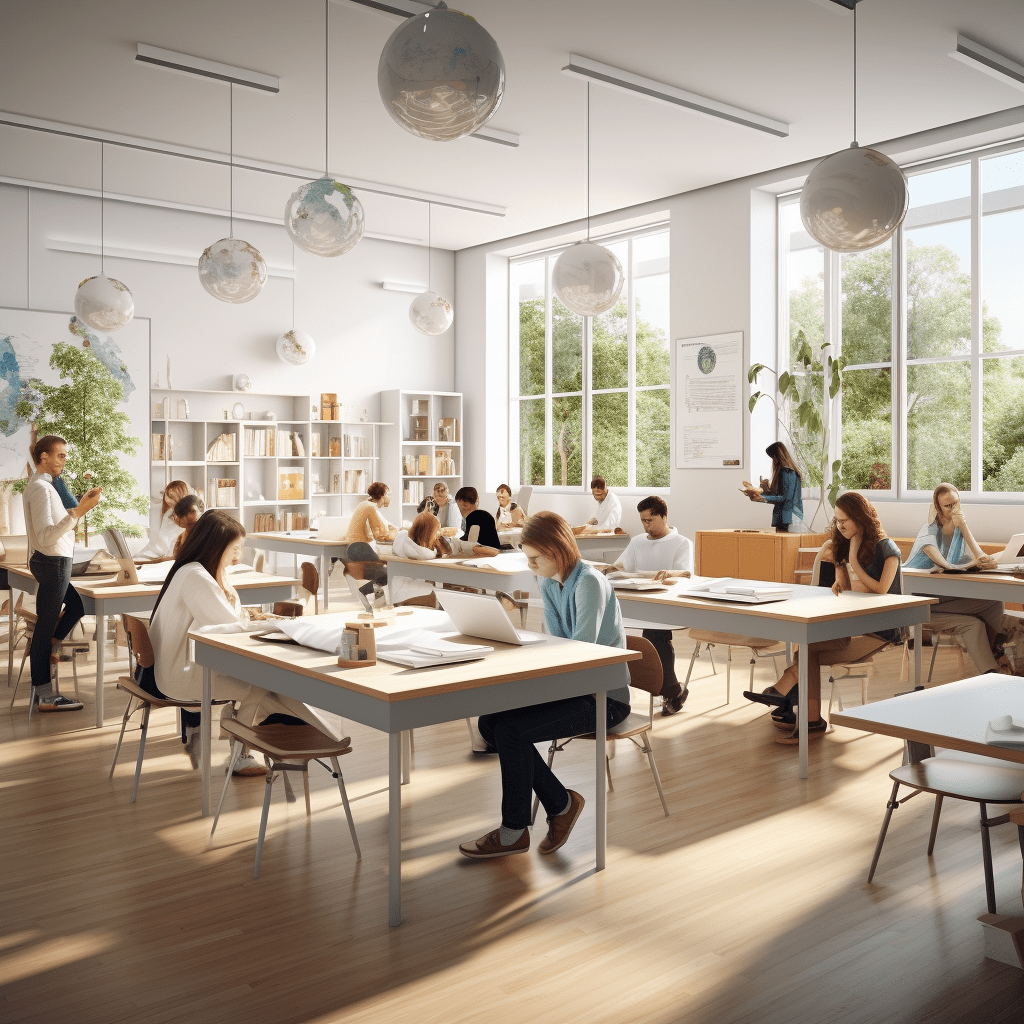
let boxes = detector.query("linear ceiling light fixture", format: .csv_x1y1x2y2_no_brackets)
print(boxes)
949,35,1024,94
135,43,279,93
561,53,789,138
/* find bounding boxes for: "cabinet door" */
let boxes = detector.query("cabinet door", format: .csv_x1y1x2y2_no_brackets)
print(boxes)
740,533,779,582
697,532,738,577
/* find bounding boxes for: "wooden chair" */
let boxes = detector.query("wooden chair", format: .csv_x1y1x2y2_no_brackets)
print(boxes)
272,561,320,617
211,719,361,878
109,614,232,803
1008,805,1024,908
531,635,670,822
682,631,785,704
867,744,1024,914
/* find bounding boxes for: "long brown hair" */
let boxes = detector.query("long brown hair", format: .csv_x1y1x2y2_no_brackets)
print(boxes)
408,511,442,555
160,480,191,516
831,492,886,568
766,441,803,493
521,511,580,580
152,510,245,616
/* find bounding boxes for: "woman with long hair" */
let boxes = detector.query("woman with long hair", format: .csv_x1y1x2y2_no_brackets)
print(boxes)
388,511,446,606
494,484,526,531
147,510,345,773
744,492,905,743
458,511,631,860
170,493,205,558
743,442,804,532
140,479,191,559
904,483,1019,674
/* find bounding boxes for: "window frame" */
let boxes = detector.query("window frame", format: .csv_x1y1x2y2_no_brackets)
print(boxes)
778,139,1024,505
509,223,671,494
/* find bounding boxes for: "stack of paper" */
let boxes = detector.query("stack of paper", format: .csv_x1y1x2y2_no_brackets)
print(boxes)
376,628,493,668
461,552,530,571
986,716,1024,750
684,578,792,604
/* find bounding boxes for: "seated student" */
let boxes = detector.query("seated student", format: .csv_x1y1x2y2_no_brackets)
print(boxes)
742,442,803,533
609,495,693,716
170,493,205,559
454,486,502,550
584,476,622,531
417,481,459,530
140,480,191,559
389,511,447,606
494,484,527,531
904,482,1020,675
744,491,906,744
345,482,398,546
147,510,346,775
459,511,631,860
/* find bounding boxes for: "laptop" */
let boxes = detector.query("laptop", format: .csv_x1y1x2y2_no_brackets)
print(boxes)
436,590,545,646
992,533,1024,570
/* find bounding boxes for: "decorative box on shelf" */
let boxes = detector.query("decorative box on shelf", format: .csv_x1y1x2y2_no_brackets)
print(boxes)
278,469,305,501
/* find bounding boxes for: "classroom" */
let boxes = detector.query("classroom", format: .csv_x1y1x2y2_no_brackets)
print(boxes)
2,2,1024,1022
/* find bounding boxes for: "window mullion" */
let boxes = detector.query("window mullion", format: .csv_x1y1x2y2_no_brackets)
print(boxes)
583,315,592,487
544,256,553,488
627,237,636,489
971,153,982,494
893,222,905,499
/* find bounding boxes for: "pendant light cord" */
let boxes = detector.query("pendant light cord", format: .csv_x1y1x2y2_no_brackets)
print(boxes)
229,82,234,238
100,141,105,276
852,2,858,145
325,0,329,177
427,202,431,292
586,81,591,240
292,241,296,329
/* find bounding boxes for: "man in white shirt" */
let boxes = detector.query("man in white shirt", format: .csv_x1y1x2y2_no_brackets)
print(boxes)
613,495,693,716
586,476,622,530
24,435,102,711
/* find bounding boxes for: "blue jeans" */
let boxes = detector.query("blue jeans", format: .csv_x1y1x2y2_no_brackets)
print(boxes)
29,553,85,688
478,695,631,830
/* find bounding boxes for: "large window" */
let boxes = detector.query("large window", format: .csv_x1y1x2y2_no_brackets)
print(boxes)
510,228,670,491
780,142,1024,499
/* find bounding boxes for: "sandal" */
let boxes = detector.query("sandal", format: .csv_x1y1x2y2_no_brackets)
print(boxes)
775,718,828,745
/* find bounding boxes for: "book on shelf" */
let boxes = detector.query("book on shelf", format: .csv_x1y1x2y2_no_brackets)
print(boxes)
292,432,305,457
341,433,370,458
207,477,237,508
418,454,429,475
310,433,321,457
402,479,425,504
410,414,429,441
320,393,338,421
410,399,430,416
151,433,172,461
329,435,341,457
343,468,366,494
253,513,277,532
279,511,307,531
435,448,455,475
438,417,460,442
207,432,236,463
278,468,305,500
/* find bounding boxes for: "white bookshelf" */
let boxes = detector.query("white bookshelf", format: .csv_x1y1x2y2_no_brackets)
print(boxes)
380,389,463,528
151,389,391,535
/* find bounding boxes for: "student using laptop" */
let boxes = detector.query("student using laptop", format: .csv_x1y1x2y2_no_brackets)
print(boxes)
609,495,693,716
459,511,631,860
454,486,502,550
903,483,1020,674
583,476,621,530
345,482,397,546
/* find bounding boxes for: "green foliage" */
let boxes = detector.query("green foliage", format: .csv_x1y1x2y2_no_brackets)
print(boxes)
15,343,148,538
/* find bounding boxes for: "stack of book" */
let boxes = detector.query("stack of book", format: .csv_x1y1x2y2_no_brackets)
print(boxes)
207,477,237,508
403,480,426,505
207,433,236,462
151,433,172,461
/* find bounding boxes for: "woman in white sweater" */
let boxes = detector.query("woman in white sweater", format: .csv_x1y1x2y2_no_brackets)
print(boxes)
140,480,190,560
148,510,343,774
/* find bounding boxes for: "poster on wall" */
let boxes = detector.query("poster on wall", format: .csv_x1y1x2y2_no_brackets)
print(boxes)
0,307,151,530
675,331,743,469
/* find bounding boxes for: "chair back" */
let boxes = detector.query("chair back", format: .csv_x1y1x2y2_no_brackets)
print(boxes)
625,635,663,697
122,614,154,672
253,552,265,573
301,561,320,597
514,486,533,514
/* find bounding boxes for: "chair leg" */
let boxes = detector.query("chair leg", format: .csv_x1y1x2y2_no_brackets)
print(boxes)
927,637,939,683
725,648,733,704
827,674,843,718
10,643,31,707
867,780,903,882
682,643,701,694
605,754,613,791
641,730,670,817
531,740,559,825
927,794,944,856
253,769,277,878
130,704,151,804
980,802,998,915
211,740,243,837
109,697,141,778
303,767,311,817
329,755,361,859
707,644,717,674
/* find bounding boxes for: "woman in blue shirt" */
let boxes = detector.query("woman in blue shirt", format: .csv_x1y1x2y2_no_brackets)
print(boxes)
744,492,904,743
459,511,631,860
744,442,804,532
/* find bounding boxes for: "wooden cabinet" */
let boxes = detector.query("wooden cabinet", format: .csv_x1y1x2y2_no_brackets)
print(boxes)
695,529,830,584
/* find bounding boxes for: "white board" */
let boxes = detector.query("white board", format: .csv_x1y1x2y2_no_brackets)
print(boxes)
675,331,743,469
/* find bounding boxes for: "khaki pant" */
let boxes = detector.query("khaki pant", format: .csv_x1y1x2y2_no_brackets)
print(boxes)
780,634,890,720
211,671,342,741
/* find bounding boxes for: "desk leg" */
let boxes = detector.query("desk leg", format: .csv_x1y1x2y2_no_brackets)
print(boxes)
401,730,411,785
322,553,330,611
785,642,793,667
798,655,809,780
201,667,212,817
94,611,106,729
914,623,923,689
389,732,402,927
7,590,14,685
596,689,607,871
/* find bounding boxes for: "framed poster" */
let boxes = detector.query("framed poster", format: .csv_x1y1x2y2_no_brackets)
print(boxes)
0,307,151,528
675,331,743,469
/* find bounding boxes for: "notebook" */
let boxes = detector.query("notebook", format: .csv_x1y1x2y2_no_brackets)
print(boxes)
986,715,1024,750
375,627,493,668
682,578,792,604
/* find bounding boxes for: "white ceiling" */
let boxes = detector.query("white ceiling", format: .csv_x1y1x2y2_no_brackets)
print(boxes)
2,0,1023,251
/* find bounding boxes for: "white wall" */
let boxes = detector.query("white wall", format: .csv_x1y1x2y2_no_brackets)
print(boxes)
455,114,1024,547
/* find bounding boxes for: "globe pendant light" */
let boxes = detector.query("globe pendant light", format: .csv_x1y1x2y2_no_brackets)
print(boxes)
284,1,364,256
552,83,624,317
800,1,908,253
74,142,134,332
199,83,268,302
378,1,505,142
409,203,453,336
276,245,316,365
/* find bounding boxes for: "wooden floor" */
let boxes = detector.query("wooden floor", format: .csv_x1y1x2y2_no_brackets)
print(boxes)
3,589,1024,1024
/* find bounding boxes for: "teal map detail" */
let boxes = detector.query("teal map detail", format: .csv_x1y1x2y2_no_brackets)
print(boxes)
697,345,717,375
299,177,355,216
0,335,24,436
69,317,135,400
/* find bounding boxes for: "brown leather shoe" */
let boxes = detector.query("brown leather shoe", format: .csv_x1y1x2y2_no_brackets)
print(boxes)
538,790,585,854
458,828,530,860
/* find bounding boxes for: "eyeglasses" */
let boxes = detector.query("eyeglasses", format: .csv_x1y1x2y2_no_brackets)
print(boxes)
939,501,959,511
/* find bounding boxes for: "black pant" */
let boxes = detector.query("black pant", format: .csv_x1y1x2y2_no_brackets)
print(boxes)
642,629,681,700
29,553,84,688
478,696,631,830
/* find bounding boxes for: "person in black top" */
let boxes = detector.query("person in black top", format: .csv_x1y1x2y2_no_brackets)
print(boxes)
454,486,502,550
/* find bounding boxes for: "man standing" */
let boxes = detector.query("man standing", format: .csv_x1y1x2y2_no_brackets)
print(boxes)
24,435,102,711
586,476,621,530
612,495,693,716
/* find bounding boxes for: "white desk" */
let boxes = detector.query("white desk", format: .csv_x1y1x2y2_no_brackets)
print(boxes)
248,531,357,610
6,565,297,728
574,532,631,561
902,567,1024,606
613,577,936,778
190,627,639,926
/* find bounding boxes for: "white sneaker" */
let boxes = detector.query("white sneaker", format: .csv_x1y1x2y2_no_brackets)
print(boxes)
223,752,269,777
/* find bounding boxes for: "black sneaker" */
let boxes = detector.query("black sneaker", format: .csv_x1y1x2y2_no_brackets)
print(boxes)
37,694,84,712
661,689,688,716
